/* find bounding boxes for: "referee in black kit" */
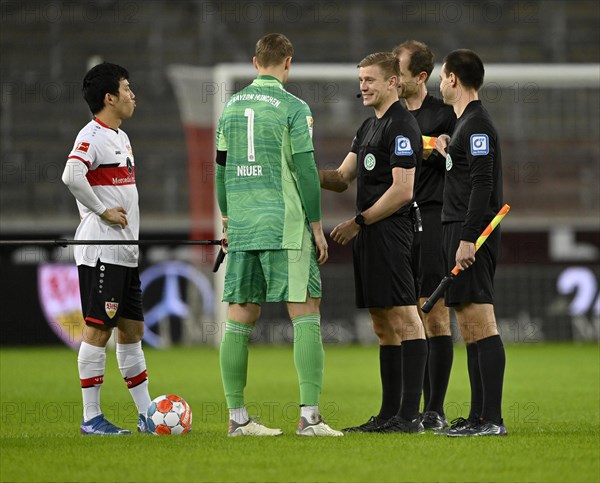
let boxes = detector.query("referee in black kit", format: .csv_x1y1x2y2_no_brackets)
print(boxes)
393,40,457,431
320,52,427,434
436,49,507,437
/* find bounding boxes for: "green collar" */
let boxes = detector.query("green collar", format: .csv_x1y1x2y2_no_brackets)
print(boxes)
254,75,283,85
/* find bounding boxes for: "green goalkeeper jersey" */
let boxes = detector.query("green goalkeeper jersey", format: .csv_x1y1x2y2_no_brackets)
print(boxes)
216,75,318,252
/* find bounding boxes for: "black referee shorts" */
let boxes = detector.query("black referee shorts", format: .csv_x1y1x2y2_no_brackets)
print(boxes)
353,215,416,308
78,261,144,327
442,222,500,307
412,204,446,298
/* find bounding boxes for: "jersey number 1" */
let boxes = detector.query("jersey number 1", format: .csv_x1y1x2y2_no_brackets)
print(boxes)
244,108,255,162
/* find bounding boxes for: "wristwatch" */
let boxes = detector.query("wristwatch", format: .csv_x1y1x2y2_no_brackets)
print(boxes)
354,214,366,227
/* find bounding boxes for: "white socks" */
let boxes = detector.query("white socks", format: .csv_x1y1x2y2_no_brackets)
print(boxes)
78,342,106,421
78,340,151,421
229,407,250,424
301,406,320,424
229,406,320,424
116,341,151,415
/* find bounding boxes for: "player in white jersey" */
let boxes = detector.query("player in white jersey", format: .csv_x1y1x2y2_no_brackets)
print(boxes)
68,117,139,267
62,62,152,435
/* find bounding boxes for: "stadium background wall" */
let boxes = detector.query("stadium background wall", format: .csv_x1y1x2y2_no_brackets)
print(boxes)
1,0,599,346
0,230,598,347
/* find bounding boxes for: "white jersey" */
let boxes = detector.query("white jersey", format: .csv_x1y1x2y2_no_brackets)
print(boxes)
66,118,139,267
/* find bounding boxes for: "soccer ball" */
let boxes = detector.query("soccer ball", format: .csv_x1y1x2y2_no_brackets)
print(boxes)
146,394,192,435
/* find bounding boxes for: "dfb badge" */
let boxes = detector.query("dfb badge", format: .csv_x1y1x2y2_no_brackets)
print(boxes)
364,153,376,171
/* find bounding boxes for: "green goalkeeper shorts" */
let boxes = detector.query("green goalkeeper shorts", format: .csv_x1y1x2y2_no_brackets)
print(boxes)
223,227,322,304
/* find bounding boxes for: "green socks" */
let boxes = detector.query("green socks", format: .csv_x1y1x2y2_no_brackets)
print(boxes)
292,313,324,407
219,320,253,409
220,315,324,410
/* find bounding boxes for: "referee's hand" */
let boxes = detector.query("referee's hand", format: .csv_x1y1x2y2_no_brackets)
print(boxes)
455,240,476,271
331,218,360,246
100,207,128,229
435,134,451,156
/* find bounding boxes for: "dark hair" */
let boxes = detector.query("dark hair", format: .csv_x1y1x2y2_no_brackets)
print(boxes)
82,62,129,115
443,49,485,90
357,52,400,79
392,40,434,80
255,33,294,68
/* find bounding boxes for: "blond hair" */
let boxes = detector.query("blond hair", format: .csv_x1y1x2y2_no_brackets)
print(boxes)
255,33,294,68
357,52,400,79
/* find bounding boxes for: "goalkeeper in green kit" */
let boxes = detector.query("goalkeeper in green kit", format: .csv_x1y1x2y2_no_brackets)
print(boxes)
214,33,342,437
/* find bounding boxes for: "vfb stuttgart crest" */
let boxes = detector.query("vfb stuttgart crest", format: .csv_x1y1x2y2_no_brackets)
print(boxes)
105,301,119,319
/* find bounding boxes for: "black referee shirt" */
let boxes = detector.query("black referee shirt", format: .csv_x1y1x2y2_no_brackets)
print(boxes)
409,95,456,207
442,100,503,242
351,101,422,217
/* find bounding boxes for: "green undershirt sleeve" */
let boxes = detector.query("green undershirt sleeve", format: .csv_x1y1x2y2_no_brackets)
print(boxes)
292,151,321,223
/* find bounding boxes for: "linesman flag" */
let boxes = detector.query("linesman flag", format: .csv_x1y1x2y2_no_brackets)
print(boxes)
422,135,437,151
422,135,437,159
421,204,511,313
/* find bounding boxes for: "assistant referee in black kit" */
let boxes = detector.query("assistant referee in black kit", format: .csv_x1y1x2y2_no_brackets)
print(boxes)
393,40,457,432
436,49,507,437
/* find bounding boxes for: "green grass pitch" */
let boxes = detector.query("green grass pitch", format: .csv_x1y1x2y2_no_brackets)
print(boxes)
1,343,598,482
